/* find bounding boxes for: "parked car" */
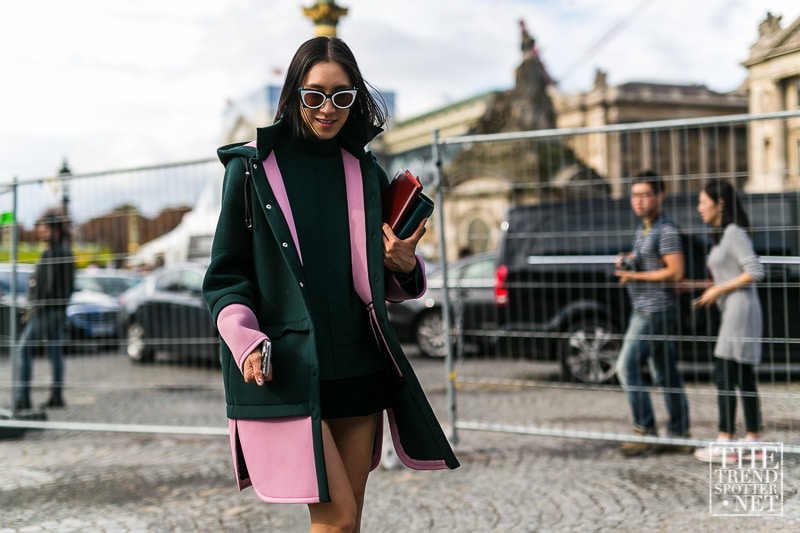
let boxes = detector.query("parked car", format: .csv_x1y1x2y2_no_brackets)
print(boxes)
0,264,35,351
0,264,142,352
118,262,217,365
495,191,800,384
75,268,143,298
66,269,143,349
388,252,497,358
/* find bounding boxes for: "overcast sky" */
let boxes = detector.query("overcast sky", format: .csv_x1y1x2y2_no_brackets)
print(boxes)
1,0,798,189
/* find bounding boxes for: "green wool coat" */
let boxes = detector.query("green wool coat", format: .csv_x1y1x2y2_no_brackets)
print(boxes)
203,120,459,503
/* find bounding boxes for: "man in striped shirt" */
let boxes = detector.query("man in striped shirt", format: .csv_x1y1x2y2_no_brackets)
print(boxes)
614,170,691,456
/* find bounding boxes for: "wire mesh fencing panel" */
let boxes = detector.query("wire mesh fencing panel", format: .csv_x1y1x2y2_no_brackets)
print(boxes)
2,111,800,452
0,158,229,433
432,111,800,452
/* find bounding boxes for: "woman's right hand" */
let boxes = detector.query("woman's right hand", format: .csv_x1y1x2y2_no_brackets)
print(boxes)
243,349,272,386
693,285,724,308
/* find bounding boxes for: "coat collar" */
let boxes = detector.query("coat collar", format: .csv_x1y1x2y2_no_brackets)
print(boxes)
255,119,382,161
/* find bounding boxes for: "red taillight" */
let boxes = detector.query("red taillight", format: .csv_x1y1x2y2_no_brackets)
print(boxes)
494,264,508,306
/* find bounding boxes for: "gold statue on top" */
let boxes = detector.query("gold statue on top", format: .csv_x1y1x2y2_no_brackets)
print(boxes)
303,1,349,37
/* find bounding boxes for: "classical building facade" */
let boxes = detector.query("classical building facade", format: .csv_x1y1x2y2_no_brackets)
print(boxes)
551,78,747,196
743,12,800,191
369,94,497,259
221,9,800,261
373,13,800,259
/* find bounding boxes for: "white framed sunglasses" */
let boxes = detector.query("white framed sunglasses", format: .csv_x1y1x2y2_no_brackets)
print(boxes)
298,88,358,109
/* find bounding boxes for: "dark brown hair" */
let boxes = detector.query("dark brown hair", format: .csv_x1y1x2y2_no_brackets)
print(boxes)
702,178,751,242
274,37,387,139
36,207,71,245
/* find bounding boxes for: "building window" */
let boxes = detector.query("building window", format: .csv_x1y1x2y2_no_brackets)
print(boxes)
734,126,748,175
764,138,772,174
796,79,800,107
796,139,800,174
466,218,490,254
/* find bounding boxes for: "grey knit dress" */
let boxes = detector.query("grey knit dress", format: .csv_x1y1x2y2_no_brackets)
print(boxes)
707,224,765,364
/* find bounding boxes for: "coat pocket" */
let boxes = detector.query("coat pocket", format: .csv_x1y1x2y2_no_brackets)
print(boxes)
233,318,314,410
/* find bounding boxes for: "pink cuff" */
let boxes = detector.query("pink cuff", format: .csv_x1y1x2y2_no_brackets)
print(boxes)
217,304,267,373
385,255,427,302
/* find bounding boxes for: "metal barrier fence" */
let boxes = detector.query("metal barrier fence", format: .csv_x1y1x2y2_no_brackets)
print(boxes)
432,110,800,453
1,111,800,459
0,157,223,432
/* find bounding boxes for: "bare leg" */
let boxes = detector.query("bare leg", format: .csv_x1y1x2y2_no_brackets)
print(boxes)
308,414,379,533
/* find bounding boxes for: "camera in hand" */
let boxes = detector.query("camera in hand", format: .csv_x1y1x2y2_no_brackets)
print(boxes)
619,255,636,271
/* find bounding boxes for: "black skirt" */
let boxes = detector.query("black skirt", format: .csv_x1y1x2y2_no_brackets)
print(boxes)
320,371,393,419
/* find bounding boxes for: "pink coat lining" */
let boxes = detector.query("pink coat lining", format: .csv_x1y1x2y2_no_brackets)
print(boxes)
230,417,320,503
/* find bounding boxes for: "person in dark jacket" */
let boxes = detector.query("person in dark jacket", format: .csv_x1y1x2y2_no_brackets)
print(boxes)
203,37,458,532
14,207,75,410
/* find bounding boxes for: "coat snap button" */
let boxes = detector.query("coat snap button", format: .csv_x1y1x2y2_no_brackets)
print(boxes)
282,242,288,247
299,282,304,288
266,204,272,210
252,163,258,169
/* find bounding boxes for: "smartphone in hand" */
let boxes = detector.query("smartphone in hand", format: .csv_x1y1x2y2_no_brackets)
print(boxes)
261,340,272,379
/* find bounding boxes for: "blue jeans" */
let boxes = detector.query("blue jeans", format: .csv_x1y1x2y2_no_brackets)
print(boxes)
615,309,689,435
14,308,67,405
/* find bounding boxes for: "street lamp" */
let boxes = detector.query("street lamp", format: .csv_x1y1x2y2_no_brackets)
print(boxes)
58,159,71,218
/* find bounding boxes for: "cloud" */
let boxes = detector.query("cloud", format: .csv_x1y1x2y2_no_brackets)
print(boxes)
1,0,799,219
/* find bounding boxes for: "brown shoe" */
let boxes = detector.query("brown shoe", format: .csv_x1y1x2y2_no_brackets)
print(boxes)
620,428,659,457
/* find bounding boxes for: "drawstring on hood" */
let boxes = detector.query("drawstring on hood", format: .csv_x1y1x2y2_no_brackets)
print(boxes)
244,162,253,229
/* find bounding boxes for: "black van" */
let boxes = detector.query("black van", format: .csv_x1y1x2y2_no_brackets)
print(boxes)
494,191,800,383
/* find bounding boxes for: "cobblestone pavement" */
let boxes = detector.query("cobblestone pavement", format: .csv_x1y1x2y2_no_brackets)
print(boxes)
1,351,799,532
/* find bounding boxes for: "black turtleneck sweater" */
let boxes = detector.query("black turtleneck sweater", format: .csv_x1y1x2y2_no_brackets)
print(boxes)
274,134,385,381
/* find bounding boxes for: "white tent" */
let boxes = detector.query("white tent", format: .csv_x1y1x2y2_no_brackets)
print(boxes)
127,179,219,268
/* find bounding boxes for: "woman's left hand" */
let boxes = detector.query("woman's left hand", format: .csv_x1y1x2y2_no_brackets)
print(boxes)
383,219,426,274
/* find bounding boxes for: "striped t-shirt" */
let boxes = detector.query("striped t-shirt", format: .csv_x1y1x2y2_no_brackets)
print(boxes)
626,214,682,312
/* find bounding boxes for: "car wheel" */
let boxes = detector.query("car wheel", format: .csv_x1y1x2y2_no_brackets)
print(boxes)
127,322,155,364
414,310,448,358
560,318,620,384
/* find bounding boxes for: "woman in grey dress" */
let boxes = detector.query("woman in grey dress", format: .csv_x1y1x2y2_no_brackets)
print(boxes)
692,179,765,462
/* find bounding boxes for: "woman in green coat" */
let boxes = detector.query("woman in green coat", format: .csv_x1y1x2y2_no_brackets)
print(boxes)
203,37,458,532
